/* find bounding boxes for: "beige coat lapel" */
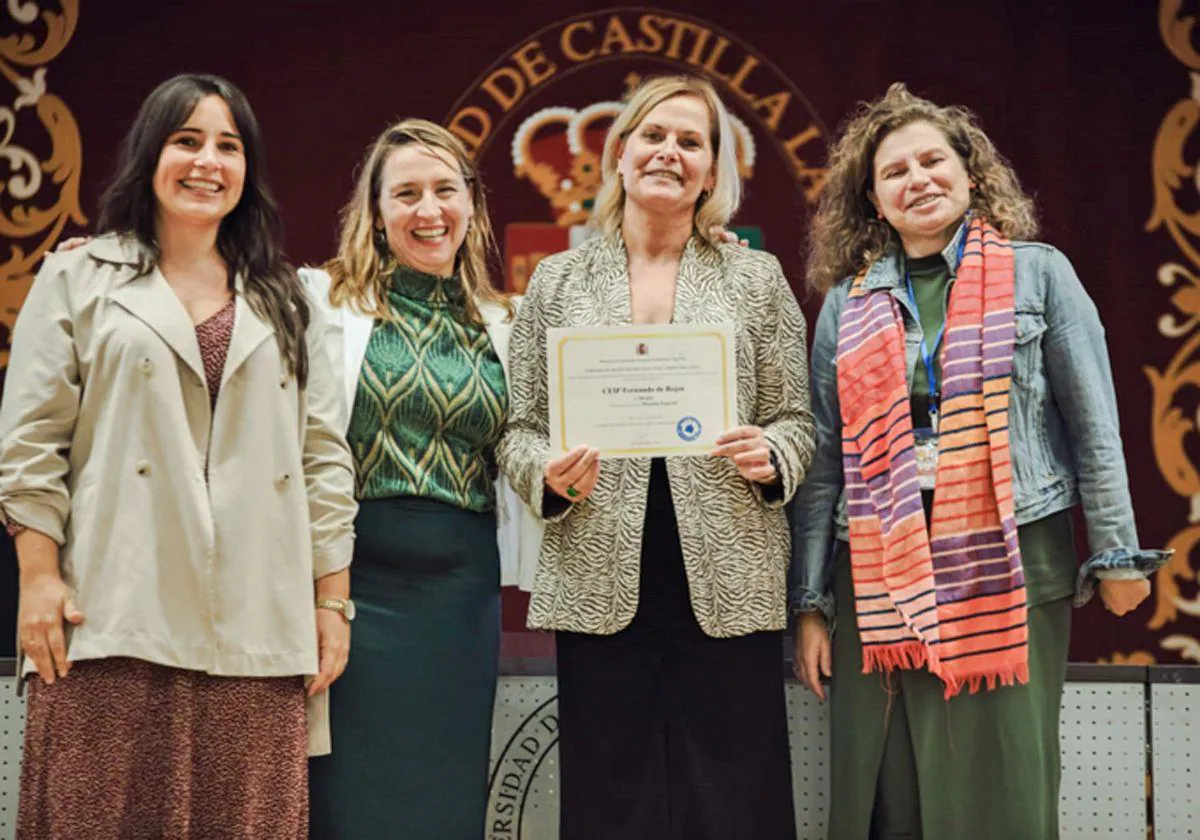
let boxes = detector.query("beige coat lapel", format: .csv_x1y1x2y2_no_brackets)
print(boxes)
480,298,515,378
221,286,275,387
97,238,208,385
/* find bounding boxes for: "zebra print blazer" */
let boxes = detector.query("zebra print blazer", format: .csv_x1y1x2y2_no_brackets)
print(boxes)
497,233,816,637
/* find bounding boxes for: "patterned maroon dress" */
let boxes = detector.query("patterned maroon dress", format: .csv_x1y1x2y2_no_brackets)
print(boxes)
18,299,309,839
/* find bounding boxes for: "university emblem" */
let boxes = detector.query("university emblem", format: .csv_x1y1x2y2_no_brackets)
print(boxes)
445,8,830,293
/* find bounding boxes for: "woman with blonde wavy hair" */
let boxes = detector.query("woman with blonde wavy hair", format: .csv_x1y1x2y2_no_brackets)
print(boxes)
498,74,815,838
301,118,539,839
790,83,1168,839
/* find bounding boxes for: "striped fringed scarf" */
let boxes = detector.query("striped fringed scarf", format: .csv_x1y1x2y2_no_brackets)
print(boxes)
836,217,1029,698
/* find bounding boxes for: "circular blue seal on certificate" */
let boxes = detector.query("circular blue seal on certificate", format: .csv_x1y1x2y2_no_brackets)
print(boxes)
676,416,702,442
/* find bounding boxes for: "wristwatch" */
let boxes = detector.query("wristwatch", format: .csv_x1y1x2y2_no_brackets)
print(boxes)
316,597,356,623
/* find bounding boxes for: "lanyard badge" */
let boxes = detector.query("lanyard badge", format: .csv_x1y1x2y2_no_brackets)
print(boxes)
905,274,945,433
905,230,967,490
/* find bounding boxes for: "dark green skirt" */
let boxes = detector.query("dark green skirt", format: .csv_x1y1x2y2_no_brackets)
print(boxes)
828,527,1072,840
309,496,500,840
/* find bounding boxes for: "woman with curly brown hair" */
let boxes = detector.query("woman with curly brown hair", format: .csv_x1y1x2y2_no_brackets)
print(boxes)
789,83,1169,839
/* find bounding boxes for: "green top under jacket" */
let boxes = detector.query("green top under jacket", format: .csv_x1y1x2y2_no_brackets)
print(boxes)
346,264,508,512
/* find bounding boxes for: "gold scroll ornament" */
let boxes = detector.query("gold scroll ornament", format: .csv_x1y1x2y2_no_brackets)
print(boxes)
1,0,85,370
1143,0,1200,664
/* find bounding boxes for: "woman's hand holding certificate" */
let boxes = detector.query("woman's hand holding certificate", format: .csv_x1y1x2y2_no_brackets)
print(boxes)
545,445,601,503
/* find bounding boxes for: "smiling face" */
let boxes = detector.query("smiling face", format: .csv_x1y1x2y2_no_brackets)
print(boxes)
617,93,716,218
870,120,973,256
376,144,474,277
152,94,245,230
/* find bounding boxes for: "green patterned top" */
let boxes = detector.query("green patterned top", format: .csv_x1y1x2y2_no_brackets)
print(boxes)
347,264,508,512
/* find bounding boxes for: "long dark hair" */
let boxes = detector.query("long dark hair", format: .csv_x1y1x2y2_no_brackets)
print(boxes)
98,73,310,386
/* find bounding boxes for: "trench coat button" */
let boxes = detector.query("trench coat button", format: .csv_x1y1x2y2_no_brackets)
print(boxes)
275,473,291,490
139,358,154,376
279,378,288,389
135,461,152,476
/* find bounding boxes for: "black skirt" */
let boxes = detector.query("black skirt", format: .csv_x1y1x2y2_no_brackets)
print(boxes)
554,458,795,840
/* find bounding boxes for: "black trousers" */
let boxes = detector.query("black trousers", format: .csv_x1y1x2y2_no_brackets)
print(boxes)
555,459,795,840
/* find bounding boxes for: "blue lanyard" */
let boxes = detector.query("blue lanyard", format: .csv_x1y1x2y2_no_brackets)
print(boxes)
905,275,944,419
904,231,968,422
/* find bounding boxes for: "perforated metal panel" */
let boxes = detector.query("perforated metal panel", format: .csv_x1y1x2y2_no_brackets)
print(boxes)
0,673,1192,839
487,676,560,839
1152,684,1198,839
1059,683,1148,837
785,684,830,840
0,678,23,840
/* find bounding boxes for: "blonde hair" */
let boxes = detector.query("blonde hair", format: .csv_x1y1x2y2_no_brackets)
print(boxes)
807,83,1038,293
325,118,511,324
590,75,741,248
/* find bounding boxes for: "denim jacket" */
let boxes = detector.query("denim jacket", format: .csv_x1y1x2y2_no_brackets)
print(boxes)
789,221,1170,623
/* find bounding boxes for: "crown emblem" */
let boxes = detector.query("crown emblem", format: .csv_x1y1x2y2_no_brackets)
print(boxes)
512,102,622,227
511,97,758,226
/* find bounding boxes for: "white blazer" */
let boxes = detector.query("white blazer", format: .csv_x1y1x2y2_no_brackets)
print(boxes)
299,267,543,591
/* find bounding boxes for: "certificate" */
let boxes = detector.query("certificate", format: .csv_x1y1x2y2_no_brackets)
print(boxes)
546,322,738,458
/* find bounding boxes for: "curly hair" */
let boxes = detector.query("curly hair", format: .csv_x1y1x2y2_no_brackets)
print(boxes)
806,83,1038,293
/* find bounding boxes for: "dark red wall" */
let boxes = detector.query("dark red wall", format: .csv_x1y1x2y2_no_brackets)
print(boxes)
3,0,1194,664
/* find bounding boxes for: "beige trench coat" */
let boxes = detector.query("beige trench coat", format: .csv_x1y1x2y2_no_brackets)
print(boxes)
0,235,357,747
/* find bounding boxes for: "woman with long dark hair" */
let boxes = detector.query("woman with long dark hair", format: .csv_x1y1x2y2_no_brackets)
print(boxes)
0,73,356,838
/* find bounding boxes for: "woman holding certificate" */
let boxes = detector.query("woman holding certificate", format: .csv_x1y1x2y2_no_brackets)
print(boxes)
497,74,815,839
789,83,1169,839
